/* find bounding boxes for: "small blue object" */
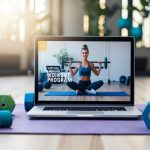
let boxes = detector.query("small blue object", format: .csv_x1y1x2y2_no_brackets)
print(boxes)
38,83,43,91
119,76,126,84
128,76,131,82
125,77,130,86
0,110,12,128
130,26,143,40
40,72,47,83
117,17,132,29
142,102,150,129
43,81,52,89
108,79,111,84
24,93,34,112
45,91,129,96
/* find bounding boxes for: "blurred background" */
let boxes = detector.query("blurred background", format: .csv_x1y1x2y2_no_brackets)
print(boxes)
0,0,150,76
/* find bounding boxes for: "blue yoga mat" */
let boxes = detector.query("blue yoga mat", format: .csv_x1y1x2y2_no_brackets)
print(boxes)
45,91,129,96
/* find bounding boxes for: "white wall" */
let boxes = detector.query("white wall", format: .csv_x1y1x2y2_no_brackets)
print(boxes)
65,41,108,82
39,41,131,83
38,41,66,72
109,42,131,81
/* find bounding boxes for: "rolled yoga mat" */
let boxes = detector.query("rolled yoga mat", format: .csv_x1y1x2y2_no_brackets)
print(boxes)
0,110,12,128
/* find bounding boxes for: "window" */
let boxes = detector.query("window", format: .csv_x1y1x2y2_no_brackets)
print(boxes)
0,0,25,42
0,0,52,43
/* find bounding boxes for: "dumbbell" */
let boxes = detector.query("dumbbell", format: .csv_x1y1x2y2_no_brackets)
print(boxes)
65,57,111,69
142,102,150,129
108,76,127,85
40,72,47,83
119,76,126,84
39,72,52,91
120,76,130,86
108,76,130,86
0,95,15,128
24,93,34,112
125,76,130,86
108,79,120,84
38,81,52,91
0,95,15,112
0,110,12,128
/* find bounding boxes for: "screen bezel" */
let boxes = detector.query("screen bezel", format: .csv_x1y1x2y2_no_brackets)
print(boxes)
35,36,134,106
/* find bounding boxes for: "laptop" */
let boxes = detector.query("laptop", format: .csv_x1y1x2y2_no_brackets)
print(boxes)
27,36,141,118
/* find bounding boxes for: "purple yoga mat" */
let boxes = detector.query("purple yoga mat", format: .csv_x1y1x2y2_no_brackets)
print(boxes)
0,104,150,135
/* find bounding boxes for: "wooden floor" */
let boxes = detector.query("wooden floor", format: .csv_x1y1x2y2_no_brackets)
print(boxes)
0,75,150,150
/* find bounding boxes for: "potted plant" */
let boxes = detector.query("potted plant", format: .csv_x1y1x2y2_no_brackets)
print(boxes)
53,49,73,71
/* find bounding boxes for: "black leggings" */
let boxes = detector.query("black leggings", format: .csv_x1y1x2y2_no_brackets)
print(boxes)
67,80,103,92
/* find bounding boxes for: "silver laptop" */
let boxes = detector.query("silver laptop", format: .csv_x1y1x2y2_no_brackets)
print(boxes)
27,36,141,118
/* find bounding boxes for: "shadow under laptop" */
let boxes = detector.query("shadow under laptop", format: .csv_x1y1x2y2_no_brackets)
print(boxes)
29,117,141,120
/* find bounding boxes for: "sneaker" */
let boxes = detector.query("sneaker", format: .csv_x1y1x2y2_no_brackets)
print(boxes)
87,89,96,95
76,90,79,95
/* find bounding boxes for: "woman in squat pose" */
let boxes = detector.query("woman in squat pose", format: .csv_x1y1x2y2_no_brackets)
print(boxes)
67,44,103,95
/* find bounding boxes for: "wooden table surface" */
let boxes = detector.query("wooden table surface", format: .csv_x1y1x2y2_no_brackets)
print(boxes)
0,76,150,150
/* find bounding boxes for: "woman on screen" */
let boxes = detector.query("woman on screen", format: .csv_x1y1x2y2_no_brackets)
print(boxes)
67,44,103,95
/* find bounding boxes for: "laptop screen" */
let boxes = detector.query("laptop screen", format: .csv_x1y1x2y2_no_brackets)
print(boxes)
35,37,134,105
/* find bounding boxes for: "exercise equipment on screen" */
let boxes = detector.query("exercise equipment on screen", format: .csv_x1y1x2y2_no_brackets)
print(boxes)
40,72,47,83
43,81,52,89
38,83,44,91
119,76,126,84
38,81,52,91
66,57,111,69
38,72,52,91
108,79,120,84
142,102,150,129
24,93,34,112
0,95,15,128
45,91,129,96
125,76,130,86
108,76,130,86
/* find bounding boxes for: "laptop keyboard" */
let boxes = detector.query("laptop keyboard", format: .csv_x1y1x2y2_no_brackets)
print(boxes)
43,107,127,111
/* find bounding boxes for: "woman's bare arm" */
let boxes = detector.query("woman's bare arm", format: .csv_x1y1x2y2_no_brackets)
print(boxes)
68,63,79,77
90,62,102,76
